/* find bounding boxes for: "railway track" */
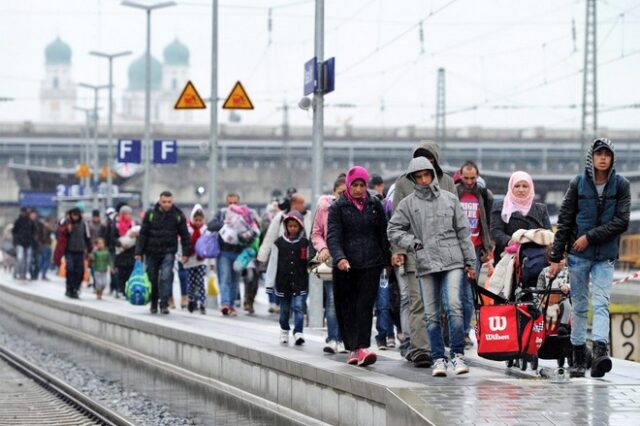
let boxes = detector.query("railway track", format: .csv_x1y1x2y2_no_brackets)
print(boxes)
0,346,134,426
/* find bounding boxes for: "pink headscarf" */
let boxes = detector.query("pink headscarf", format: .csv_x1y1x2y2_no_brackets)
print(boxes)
501,171,535,223
345,166,369,212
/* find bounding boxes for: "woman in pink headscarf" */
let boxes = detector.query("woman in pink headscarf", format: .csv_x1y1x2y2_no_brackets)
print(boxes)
327,166,391,367
490,171,551,261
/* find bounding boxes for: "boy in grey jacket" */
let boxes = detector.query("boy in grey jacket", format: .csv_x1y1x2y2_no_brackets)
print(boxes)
388,157,476,377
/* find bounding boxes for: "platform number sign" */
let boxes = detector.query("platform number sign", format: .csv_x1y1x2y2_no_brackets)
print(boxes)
118,139,142,164
611,312,640,361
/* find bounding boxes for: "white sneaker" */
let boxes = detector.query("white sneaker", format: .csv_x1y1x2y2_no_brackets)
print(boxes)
294,333,305,346
323,340,338,354
280,330,289,344
432,358,448,377
337,342,348,353
451,353,469,375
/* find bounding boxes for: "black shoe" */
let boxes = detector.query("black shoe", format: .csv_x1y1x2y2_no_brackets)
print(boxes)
570,345,586,378
199,306,206,315
412,352,433,368
70,291,79,299
161,306,170,315
590,341,612,378
188,301,195,313
150,305,158,314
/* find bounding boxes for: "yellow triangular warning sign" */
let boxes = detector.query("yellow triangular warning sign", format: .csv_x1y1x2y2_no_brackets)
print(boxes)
174,81,206,109
222,81,254,110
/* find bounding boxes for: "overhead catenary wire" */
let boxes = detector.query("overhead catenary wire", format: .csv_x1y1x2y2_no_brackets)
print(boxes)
339,0,463,75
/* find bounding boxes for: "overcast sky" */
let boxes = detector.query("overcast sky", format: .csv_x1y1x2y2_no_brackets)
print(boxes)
1,0,639,130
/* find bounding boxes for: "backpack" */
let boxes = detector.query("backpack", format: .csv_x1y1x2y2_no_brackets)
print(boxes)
125,260,151,305
519,244,547,288
195,231,220,259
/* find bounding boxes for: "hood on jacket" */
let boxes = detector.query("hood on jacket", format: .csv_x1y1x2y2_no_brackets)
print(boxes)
406,157,440,199
283,210,306,241
316,194,335,211
585,137,616,183
190,203,205,223
412,140,444,177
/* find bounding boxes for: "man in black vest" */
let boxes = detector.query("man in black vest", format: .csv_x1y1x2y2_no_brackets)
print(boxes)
135,191,191,314
550,138,630,378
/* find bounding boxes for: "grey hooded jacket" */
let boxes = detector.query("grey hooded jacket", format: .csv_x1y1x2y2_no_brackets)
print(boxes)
387,157,476,276
390,141,456,271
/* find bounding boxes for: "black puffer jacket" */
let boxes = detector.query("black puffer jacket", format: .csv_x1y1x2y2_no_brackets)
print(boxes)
135,204,191,257
12,215,36,247
327,193,390,269
490,200,551,260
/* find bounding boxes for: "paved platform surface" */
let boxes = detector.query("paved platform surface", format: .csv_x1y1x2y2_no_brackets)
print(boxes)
2,271,640,425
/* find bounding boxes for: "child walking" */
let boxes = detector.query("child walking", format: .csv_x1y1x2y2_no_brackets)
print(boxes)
92,237,111,300
184,204,208,314
266,211,309,345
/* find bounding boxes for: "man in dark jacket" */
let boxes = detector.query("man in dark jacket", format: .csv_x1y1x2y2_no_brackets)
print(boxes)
135,191,190,314
456,161,494,344
59,208,92,298
550,138,630,378
12,207,36,281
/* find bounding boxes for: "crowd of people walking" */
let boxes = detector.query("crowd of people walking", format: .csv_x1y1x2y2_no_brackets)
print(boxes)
0,137,629,380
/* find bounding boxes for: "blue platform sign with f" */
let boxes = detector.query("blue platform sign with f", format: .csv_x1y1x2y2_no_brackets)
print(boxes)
153,140,178,164
118,139,141,163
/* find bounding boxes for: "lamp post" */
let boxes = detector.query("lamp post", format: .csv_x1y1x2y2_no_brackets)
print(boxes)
209,0,219,215
78,83,110,210
89,50,132,209
122,0,176,209
73,106,94,189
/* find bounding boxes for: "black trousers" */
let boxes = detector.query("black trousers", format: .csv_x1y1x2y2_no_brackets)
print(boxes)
117,262,135,295
333,266,382,351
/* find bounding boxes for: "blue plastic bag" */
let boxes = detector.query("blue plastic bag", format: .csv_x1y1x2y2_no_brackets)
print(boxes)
195,231,220,259
125,260,151,305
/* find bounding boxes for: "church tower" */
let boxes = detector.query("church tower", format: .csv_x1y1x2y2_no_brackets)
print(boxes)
40,37,76,122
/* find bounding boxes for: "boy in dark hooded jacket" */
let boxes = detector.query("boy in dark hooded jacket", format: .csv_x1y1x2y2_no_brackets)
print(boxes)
265,211,309,346
550,138,630,378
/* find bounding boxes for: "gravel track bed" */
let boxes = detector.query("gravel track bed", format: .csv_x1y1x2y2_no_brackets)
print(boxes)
0,324,196,426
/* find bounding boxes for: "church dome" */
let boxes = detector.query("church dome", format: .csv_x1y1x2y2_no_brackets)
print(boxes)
45,37,72,65
163,38,189,66
127,54,163,91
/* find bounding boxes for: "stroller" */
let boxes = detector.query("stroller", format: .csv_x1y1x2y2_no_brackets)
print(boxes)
474,229,585,372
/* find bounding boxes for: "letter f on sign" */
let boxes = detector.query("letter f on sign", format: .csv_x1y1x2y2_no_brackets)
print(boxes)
120,140,132,161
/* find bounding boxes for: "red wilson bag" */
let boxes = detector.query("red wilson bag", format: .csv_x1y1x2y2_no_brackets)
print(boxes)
476,303,545,361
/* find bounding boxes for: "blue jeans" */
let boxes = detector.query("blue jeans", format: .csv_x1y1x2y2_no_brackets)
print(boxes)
146,253,175,308
40,246,52,279
461,247,483,335
324,281,341,342
15,245,32,279
218,250,240,307
375,280,394,341
568,254,614,345
279,294,307,334
177,261,188,296
420,269,465,359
